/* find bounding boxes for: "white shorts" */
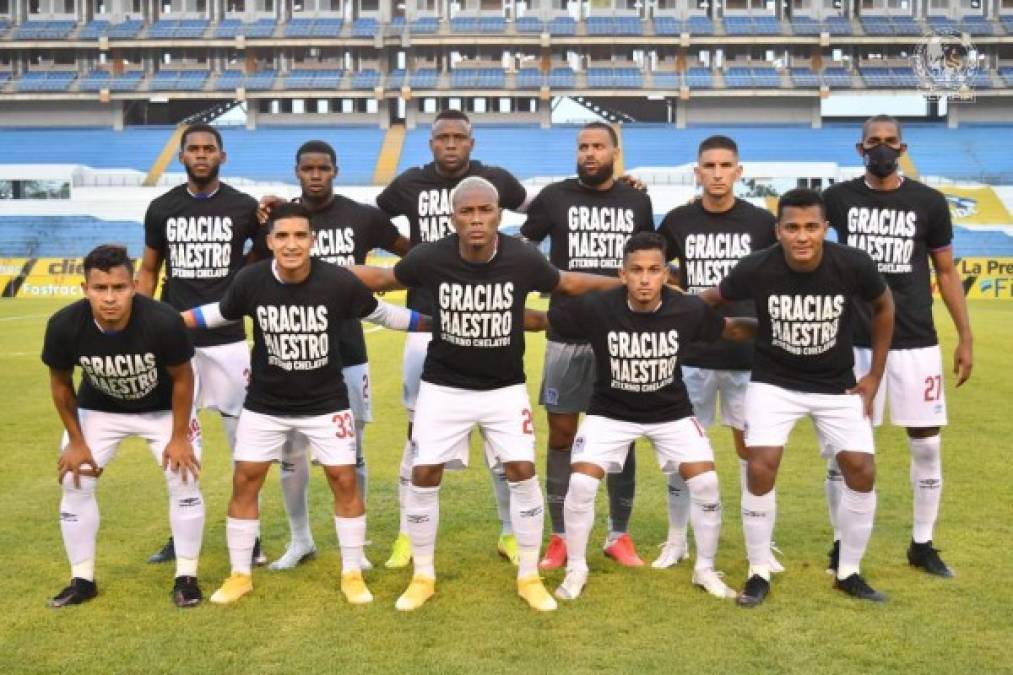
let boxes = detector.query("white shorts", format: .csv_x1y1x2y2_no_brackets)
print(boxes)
342,362,372,424
61,409,203,469
854,346,948,428
573,414,714,474
683,366,750,430
401,332,433,419
743,382,875,455
411,382,536,471
193,341,250,417
234,408,357,466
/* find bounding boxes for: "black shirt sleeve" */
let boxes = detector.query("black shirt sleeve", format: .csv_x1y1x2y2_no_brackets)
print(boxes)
491,168,527,211
160,310,196,366
526,247,562,293
218,269,249,321
375,180,405,218
370,208,402,252
547,295,588,342
718,254,754,302
41,312,75,370
658,212,681,262
393,245,425,288
518,189,552,242
143,202,166,251
854,250,889,302
635,193,655,233
692,298,727,344
348,277,380,319
925,191,954,251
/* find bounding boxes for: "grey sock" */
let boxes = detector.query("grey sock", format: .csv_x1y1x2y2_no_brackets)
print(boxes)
546,447,572,535
606,443,637,534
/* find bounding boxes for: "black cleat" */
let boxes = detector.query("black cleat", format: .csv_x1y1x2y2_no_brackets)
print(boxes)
834,573,887,602
252,537,267,567
48,577,97,608
736,575,770,608
148,536,176,564
173,575,203,608
907,540,954,578
827,540,840,575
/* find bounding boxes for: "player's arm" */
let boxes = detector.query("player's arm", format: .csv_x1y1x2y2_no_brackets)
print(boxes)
523,308,548,332
554,270,622,296
136,246,164,297
50,368,101,487
930,247,973,387
348,265,407,292
698,287,725,307
363,300,431,332
181,303,240,330
721,317,757,342
162,361,200,482
849,288,895,417
384,235,411,257
256,194,287,225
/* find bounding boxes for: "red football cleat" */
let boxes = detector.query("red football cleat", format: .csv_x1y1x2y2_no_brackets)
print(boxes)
539,534,567,571
603,533,645,567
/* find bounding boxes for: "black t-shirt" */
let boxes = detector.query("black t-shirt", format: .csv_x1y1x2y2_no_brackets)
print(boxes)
719,242,887,394
658,199,777,370
824,177,952,349
218,259,379,415
394,234,560,391
302,194,401,368
550,286,725,423
144,183,261,348
520,178,655,344
376,160,527,313
41,295,194,413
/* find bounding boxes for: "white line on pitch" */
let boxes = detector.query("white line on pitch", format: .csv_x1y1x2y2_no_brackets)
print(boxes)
0,313,48,322
364,326,385,334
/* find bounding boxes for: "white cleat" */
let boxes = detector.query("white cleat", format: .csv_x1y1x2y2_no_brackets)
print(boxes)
769,542,785,574
361,553,374,572
554,569,589,601
692,568,737,600
268,541,317,571
652,540,690,569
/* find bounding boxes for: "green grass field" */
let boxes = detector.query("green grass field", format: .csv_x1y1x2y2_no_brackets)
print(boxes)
2,296,1011,674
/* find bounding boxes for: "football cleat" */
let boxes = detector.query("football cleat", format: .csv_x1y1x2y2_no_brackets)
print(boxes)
340,571,374,605
907,540,954,578
736,574,770,608
517,574,557,612
252,537,267,567
48,577,97,608
361,552,374,571
603,533,645,567
172,575,203,608
385,532,412,569
538,534,567,571
268,542,317,571
652,539,690,569
769,541,786,574
209,573,253,605
692,568,737,600
554,569,588,601
826,540,841,575
395,575,435,612
148,536,175,564
497,533,519,566
834,573,887,602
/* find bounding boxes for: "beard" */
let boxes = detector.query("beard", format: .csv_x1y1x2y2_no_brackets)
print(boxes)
577,160,613,187
184,163,220,190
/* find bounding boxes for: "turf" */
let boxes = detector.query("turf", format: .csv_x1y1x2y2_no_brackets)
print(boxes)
1,297,1011,674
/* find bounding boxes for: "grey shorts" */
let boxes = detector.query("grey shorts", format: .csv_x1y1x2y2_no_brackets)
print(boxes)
538,341,595,414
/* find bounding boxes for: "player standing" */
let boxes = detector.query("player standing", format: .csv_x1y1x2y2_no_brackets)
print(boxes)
701,189,895,606
519,122,655,570
43,245,204,608
655,135,780,571
351,177,625,612
375,109,529,568
821,115,972,578
137,123,264,566
548,232,753,601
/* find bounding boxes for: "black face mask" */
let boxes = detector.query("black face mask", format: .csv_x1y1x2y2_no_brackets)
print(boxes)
862,143,901,179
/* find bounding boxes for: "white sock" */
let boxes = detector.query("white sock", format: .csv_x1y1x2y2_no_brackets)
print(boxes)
562,472,599,575
397,439,413,535
335,514,366,573
226,517,259,575
490,466,513,535
60,475,99,581
838,486,876,580
220,413,239,457
280,439,314,548
686,471,722,571
738,459,749,496
166,471,205,577
825,456,844,541
508,476,546,578
406,484,439,578
909,435,942,544
665,472,690,545
741,489,775,580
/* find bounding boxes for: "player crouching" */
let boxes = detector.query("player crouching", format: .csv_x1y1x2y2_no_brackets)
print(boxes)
547,233,755,602
43,245,205,608
182,203,430,606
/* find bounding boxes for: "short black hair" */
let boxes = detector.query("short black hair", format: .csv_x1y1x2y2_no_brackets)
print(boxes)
777,188,825,221
581,121,618,147
267,201,313,232
296,140,336,166
180,123,223,150
698,135,739,157
434,109,471,125
862,114,903,142
623,231,667,261
83,244,133,278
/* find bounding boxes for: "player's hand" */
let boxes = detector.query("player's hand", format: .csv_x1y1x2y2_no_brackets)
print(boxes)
162,436,201,483
256,195,286,225
58,439,102,488
953,338,973,387
847,374,881,418
616,174,647,192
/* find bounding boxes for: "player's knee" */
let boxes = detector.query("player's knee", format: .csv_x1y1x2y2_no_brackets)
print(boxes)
838,453,876,492
906,426,940,440
61,473,97,497
412,464,443,487
909,437,941,466
566,471,599,509
503,461,535,482
687,470,720,505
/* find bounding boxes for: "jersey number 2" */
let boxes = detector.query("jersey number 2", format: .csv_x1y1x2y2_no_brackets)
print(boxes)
923,375,942,402
521,408,534,435
333,412,355,439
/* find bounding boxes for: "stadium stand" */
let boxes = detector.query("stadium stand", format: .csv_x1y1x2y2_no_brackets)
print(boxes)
586,16,643,36
586,67,642,88
515,16,544,33
0,216,144,258
653,16,681,35
516,68,545,88
351,69,381,89
859,66,919,88
450,68,505,89
450,16,506,33
285,69,344,90
685,67,713,88
410,17,439,34
547,16,576,35
15,71,76,93
243,70,277,91
352,18,378,37
396,125,577,177
961,15,993,35
822,67,853,87
651,72,681,89
548,67,576,88
408,67,438,88
149,69,208,92
147,19,209,39
686,16,715,35
790,68,821,87
824,16,852,35
243,18,277,37
790,16,821,35
385,69,406,89
77,70,144,93
724,16,782,36
13,20,75,40
108,19,145,39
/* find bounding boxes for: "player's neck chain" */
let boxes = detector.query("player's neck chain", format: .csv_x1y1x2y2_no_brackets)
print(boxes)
864,175,904,192
187,184,221,200
628,298,663,314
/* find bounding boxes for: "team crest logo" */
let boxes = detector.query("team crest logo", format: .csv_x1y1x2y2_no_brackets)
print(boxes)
544,387,559,406
410,439,419,458
913,28,979,100
572,436,585,455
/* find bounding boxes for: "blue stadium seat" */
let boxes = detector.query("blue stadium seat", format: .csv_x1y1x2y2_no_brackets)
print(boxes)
388,16,406,33
243,18,277,37
212,70,245,91
790,67,821,87
15,71,76,92
215,18,242,37
14,20,75,40
860,66,893,88
108,19,144,39
285,18,315,37
823,67,852,87
685,67,712,88
999,67,1013,87
409,67,438,88
516,68,544,88
243,70,277,90
515,16,544,33
177,19,209,38
686,16,714,35
791,16,821,35
352,18,378,37
824,16,851,35
926,15,958,31
892,16,922,36
724,66,753,88
723,16,754,36
350,69,380,89
286,69,343,90
547,16,576,35
653,16,681,35
310,17,343,37
1001,15,1013,33
651,72,680,89
0,216,145,258
451,68,505,89
752,16,782,35
385,69,406,89
396,125,576,177
78,20,110,39
450,16,478,33
410,17,439,34
751,67,781,87
892,67,919,87
960,16,993,36
548,67,575,88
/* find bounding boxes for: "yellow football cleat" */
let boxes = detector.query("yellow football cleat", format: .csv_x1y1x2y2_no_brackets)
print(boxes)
517,574,557,612
497,533,519,566
385,532,412,569
394,575,435,612
209,573,253,605
340,570,374,605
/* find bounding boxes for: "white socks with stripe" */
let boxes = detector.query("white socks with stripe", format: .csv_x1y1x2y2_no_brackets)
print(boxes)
280,440,315,549
508,476,545,578
837,486,876,580
226,517,259,575
60,475,99,581
562,472,599,575
741,489,776,580
686,471,722,572
406,484,440,579
664,472,690,546
909,435,942,543
825,456,844,541
167,471,205,578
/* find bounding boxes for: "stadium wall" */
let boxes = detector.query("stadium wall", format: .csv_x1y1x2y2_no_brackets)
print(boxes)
0,101,123,128
678,98,821,128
